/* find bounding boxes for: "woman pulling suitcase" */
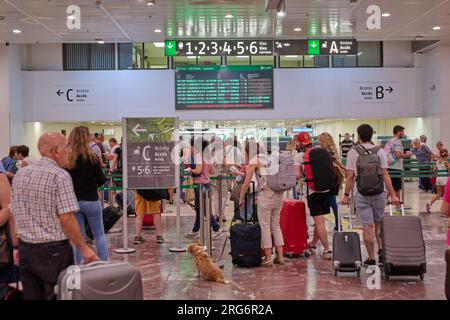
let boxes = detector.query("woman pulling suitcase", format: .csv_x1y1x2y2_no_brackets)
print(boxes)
239,141,285,267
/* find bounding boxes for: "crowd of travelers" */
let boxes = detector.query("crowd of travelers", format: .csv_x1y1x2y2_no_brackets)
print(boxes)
1,123,449,300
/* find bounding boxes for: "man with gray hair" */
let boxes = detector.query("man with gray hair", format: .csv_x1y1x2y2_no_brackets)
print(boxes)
11,132,99,300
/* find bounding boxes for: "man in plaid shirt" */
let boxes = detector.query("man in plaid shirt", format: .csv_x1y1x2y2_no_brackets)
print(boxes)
10,132,99,300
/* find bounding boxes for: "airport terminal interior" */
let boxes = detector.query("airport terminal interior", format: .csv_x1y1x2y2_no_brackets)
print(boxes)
1,0,450,302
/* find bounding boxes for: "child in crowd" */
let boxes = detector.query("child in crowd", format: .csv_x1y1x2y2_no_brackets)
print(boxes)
427,148,450,213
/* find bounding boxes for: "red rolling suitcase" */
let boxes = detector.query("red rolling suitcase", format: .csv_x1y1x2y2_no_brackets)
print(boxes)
143,214,154,227
280,199,309,257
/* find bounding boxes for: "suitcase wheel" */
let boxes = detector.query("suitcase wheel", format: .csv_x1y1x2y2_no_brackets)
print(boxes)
333,261,340,270
357,270,361,278
304,250,310,258
285,253,294,259
420,274,424,281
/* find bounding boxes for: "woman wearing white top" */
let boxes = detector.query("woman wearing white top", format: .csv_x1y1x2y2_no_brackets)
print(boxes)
427,148,450,213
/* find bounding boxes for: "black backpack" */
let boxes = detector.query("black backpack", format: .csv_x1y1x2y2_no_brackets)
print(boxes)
355,145,384,196
303,147,337,192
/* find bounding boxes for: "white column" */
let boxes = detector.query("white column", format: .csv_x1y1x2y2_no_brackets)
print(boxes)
0,45,24,155
0,46,11,156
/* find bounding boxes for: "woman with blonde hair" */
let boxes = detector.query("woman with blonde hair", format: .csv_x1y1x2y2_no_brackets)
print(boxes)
318,132,346,231
66,126,108,263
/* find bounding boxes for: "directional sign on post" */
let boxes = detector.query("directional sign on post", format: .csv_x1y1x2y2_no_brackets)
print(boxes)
124,117,177,189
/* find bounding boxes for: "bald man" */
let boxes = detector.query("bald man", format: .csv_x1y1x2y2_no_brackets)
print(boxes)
10,132,99,300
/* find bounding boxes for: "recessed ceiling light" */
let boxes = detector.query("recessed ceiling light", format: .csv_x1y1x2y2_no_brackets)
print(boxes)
285,55,299,58
294,27,302,32
67,15,76,20
237,56,249,59
154,42,165,47
12,29,21,34
187,56,197,59
225,14,233,19
382,13,391,17
283,43,291,47
101,122,106,125
154,29,162,33
433,26,441,30
147,0,155,6
96,40,105,44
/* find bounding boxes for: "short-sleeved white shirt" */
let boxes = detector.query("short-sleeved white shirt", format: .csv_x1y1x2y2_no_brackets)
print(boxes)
346,143,388,176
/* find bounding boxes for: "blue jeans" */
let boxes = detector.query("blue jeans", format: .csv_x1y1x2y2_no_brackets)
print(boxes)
74,201,109,264
330,195,339,229
193,184,220,232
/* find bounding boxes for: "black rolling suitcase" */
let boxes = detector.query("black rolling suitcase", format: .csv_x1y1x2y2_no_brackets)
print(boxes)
381,204,427,280
86,206,122,240
114,191,135,216
332,202,362,277
445,249,450,300
229,187,261,268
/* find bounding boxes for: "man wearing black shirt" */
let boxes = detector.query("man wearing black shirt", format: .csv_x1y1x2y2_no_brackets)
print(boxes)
341,133,354,158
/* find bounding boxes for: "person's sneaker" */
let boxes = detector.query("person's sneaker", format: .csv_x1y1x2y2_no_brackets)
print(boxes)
321,250,333,260
364,258,376,267
156,236,165,244
133,235,145,244
185,231,199,239
212,231,223,239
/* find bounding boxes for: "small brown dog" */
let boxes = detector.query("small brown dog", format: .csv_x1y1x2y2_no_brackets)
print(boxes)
188,243,227,284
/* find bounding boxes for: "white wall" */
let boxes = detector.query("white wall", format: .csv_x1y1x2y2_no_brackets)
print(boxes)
22,44,63,71
383,41,413,67
22,68,424,122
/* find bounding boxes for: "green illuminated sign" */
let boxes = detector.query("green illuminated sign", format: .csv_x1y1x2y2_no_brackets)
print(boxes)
165,40,177,56
308,40,320,55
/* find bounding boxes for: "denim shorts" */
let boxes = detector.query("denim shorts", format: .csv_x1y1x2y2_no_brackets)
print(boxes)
355,191,386,225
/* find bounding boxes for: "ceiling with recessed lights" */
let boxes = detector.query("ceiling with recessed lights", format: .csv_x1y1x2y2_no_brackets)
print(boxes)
0,0,449,44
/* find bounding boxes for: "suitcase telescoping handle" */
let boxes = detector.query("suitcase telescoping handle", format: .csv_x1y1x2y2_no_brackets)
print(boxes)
388,202,405,216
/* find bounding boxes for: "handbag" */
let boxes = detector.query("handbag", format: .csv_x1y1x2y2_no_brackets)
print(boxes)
183,178,196,203
230,182,243,202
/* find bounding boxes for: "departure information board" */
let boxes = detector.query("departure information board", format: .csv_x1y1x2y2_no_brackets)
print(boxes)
175,65,273,110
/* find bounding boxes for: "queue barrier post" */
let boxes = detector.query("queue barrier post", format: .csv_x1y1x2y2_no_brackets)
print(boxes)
169,160,186,253
205,188,213,257
114,186,136,254
199,184,205,246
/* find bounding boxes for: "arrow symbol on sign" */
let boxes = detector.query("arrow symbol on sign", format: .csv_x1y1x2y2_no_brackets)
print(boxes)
386,86,394,94
132,124,147,137
311,41,318,48
57,90,64,96
167,43,174,49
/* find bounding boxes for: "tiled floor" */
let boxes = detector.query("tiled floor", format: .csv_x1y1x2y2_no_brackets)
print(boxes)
105,181,449,300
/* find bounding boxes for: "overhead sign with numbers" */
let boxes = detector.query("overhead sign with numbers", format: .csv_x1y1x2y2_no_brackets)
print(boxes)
165,40,273,56
124,118,177,189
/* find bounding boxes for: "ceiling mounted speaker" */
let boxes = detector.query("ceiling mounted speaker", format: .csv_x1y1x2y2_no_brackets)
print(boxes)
265,0,285,11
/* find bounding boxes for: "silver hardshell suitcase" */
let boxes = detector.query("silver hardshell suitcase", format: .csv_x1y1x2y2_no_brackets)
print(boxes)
56,261,143,300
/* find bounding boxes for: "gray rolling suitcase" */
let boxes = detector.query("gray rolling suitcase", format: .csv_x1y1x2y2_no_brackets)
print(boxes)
381,204,427,281
332,202,362,277
56,261,143,300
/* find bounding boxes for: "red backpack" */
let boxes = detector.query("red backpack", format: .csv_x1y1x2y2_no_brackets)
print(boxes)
303,147,336,192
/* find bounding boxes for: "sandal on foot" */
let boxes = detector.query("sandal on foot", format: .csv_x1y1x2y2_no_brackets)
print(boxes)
261,259,273,267
308,243,318,251
273,257,285,265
